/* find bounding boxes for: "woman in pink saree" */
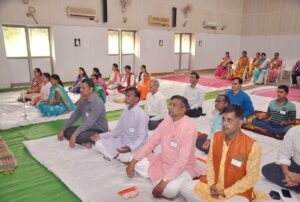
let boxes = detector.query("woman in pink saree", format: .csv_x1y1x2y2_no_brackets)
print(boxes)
214,52,232,77
268,52,282,82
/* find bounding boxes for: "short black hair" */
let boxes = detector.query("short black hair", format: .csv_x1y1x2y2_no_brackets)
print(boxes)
124,65,131,71
232,77,243,84
141,65,146,69
218,94,230,105
242,50,247,55
171,95,190,110
261,52,266,56
223,104,244,120
125,87,141,99
81,78,94,89
278,85,289,93
191,71,200,79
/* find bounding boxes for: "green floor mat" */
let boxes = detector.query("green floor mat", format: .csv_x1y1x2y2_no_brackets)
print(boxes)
0,92,217,202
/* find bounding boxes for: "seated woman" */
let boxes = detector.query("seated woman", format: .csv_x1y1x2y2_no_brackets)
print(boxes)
91,74,106,103
38,74,75,117
18,68,43,102
224,61,234,80
233,50,250,79
68,67,88,94
269,52,282,82
251,52,270,84
92,67,109,95
136,65,147,85
137,72,151,100
31,72,51,106
248,52,261,80
214,51,232,77
107,63,122,90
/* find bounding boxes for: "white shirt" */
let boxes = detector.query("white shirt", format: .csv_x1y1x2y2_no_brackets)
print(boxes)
40,82,51,100
277,126,300,166
183,84,205,109
144,91,168,121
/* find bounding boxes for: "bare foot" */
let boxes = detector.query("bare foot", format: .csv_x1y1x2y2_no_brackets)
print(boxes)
90,134,100,142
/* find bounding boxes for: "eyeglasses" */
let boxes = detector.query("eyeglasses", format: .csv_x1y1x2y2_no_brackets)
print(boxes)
232,83,239,85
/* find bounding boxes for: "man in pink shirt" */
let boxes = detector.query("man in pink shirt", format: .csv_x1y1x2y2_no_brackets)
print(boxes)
126,95,202,199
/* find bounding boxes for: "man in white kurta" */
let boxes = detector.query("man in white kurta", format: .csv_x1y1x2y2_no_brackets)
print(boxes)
145,79,168,130
91,87,149,162
184,72,205,118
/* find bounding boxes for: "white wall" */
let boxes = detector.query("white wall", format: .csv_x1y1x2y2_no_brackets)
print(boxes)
240,35,300,61
52,25,109,82
0,27,11,88
242,0,300,35
0,0,244,34
192,33,241,69
138,29,176,73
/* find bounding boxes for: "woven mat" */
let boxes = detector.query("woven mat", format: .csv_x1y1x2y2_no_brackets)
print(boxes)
0,137,17,172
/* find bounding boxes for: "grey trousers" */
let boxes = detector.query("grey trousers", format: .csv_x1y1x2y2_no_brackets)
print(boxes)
148,119,163,131
64,126,103,145
195,135,209,154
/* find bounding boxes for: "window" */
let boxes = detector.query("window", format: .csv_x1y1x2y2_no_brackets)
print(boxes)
181,34,191,53
121,31,134,54
28,28,50,57
174,34,180,53
2,26,28,57
174,33,191,53
108,30,119,54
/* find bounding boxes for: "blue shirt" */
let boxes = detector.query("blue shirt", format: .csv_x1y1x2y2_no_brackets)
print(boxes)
207,112,223,140
225,90,254,118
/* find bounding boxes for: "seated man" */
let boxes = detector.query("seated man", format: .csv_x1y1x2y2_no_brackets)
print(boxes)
253,85,296,137
91,87,148,163
181,105,261,202
225,77,254,119
118,65,135,92
144,79,168,130
126,95,202,199
196,94,230,154
262,126,300,193
184,72,205,118
57,79,108,148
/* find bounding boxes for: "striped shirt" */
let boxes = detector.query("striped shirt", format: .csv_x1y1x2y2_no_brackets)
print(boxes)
268,99,296,125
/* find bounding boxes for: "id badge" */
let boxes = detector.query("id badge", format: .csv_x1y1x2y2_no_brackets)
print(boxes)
280,110,286,115
231,158,242,167
170,141,177,148
129,128,135,133
85,112,89,117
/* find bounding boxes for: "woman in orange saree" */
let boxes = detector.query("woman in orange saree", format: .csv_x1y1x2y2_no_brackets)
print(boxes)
233,51,250,79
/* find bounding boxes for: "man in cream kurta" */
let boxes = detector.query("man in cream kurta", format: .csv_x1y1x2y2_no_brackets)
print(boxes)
181,105,261,202
91,87,148,163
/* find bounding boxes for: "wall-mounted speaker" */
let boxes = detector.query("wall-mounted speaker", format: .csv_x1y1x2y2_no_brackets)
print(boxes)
102,0,108,23
172,7,177,27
